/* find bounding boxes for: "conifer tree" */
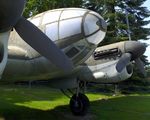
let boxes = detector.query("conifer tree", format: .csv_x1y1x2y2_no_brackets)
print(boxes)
82,0,150,45
24,0,83,17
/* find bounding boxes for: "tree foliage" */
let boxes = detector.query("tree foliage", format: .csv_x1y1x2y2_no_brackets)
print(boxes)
82,0,150,45
24,0,83,17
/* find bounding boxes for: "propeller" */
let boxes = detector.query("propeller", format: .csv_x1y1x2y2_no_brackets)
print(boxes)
116,9,147,77
116,42,147,77
116,53,132,73
0,0,73,72
135,58,147,77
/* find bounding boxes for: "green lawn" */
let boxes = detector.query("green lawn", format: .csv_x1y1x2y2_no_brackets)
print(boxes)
0,85,149,120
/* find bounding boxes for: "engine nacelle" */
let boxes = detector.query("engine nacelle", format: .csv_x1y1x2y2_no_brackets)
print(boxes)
79,62,133,83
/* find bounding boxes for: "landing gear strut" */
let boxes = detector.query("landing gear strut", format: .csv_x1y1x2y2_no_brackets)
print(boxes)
61,81,90,116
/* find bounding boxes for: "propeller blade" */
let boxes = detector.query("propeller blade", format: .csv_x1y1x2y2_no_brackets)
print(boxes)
14,17,73,72
0,0,26,32
135,58,147,77
116,53,132,73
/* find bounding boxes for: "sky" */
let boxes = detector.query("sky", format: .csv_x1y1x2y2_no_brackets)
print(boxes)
142,0,150,62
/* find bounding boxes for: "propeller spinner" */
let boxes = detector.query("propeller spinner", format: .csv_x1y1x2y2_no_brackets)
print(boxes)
0,0,73,72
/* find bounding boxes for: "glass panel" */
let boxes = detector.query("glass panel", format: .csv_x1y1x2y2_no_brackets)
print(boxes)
59,18,82,39
66,47,79,58
75,39,86,50
45,22,58,41
84,14,99,36
86,30,106,45
60,10,86,20
42,11,61,25
30,17,41,26
89,11,103,19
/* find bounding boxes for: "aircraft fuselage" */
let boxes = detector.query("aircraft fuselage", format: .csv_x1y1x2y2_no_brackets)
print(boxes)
1,8,106,82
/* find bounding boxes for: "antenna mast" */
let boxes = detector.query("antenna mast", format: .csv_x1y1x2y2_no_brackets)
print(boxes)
125,7,131,41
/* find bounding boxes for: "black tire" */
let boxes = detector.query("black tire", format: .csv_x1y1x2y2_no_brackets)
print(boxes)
69,93,90,116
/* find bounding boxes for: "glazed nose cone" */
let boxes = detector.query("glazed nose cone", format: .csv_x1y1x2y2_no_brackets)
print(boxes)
83,11,107,45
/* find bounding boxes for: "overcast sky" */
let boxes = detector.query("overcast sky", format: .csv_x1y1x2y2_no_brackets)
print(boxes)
142,0,150,62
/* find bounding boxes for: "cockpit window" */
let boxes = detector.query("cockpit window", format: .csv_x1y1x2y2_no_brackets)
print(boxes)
42,11,61,25
29,17,41,26
93,48,120,60
63,38,93,65
66,47,79,58
84,14,100,36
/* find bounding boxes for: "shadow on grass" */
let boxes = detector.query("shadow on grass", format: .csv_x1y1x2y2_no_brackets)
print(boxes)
0,85,98,120
0,104,69,120
0,98,92,120
0,92,150,120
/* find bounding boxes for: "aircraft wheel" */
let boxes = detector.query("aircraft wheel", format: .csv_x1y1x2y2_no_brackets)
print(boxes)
69,93,90,116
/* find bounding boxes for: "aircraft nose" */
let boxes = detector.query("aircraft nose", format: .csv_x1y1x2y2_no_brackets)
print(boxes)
124,41,146,60
83,12,107,45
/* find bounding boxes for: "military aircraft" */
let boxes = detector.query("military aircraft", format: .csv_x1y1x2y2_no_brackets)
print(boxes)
0,0,146,116
0,1,107,116
2,39,146,116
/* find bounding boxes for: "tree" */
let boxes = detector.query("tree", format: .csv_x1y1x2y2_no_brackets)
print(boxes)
82,0,150,45
24,0,83,17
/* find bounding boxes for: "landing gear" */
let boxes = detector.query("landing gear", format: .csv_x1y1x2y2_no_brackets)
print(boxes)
70,93,89,116
61,81,90,116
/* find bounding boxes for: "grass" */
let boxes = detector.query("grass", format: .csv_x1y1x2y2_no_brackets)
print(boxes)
0,85,149,120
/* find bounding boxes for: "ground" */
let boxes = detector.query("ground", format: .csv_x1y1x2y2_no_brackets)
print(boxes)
0,85,149,120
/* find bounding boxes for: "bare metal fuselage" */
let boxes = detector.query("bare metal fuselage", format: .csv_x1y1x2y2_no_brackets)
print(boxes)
1,8,143,85
1,8,106,82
